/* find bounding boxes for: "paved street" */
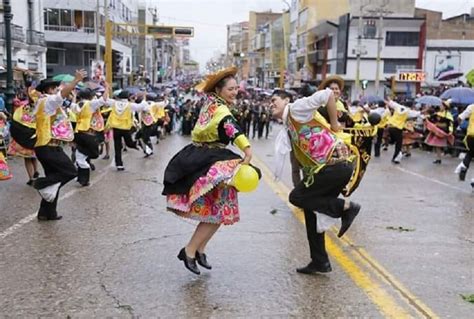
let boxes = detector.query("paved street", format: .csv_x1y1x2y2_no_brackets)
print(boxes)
0,129,473,318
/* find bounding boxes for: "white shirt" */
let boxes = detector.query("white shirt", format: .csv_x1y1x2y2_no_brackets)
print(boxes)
71,97,108,114
35,92,64,116
274,89,332,180
286,88,333,123
388,101,421,118
459,104,474,121
106,99,150,114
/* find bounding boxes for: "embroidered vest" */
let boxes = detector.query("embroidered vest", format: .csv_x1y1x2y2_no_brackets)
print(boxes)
191,99,233,143
141,110,155,126
151,104,166,120
35,98,74,147
13,105,36,129
288,112,351,180
106,102,133,130
76,101,105,132
388,110,409,130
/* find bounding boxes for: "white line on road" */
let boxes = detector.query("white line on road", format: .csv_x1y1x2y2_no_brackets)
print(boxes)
0,159,118,240
395,166,471,194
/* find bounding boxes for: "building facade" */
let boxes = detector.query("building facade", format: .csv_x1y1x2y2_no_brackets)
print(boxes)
43,0,135,86
0,0,47,84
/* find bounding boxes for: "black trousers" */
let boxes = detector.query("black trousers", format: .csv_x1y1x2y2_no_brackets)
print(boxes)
463,136,474,169
374,128,385,157
113,128,138,167
74,132,100,159
264,121,270,139
289,162,354,265
34,146,78,218
388,127,403,161
135,125,154,153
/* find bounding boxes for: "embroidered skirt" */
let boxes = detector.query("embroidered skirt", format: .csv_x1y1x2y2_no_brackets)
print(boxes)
163,144,242,225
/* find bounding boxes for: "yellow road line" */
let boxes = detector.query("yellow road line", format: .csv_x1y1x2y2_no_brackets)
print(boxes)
253,156,438,319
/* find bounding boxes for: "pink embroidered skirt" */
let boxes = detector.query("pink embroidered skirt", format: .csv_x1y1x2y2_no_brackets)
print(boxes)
167,159,241,225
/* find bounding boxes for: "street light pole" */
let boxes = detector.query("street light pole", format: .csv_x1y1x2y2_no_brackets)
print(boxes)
3,0,15,114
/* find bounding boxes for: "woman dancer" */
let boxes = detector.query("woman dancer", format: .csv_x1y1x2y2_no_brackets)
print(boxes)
163,67,256,275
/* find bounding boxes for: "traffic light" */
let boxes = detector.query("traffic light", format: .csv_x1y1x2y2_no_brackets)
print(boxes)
146,26,194,38
384,76,396,96
361,79,368,90
112,51,123,75
174,27,194,37
147,26,173,37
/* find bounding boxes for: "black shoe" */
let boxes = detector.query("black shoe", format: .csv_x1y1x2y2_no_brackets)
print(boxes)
33,171,39,179
195,251,212,270
102,155,110,160
296,261,332,274
26,179,33,186
117,166,125,171
37,215,63,221
404,153,411,157
459,168,467,181
177,248,200,275
338,202,361,238
433,159,442,164
90,163,96,171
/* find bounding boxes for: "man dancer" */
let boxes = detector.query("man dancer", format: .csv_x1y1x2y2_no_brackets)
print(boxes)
33,70,86,221
72,87,109,186
271,88,361,275
106,91,150,171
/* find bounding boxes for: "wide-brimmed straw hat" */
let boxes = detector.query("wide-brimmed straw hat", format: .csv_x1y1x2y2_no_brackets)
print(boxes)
318,75,344,91
195,66,238,93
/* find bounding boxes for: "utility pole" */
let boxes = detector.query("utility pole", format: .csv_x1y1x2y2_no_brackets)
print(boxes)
368,3,392,96
149,7,158,85
3,0,14,114
95,0,100,61
104,0,113,89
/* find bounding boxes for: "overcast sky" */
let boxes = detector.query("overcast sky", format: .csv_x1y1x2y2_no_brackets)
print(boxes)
148,0,474,71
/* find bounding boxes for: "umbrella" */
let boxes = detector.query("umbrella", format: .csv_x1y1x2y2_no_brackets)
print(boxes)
52,74,75,82
436,70,463,81
440,87,474,104
415,95,442,106
124,86,144,95
360,95,384,105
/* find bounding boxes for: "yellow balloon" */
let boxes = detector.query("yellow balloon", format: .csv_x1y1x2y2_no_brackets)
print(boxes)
233,164,259,192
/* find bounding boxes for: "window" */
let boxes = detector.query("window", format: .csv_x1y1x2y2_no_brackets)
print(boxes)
47,9,59,26
46,49,60,64
66,48,82,65
316,36,333,50
383,59,418,73
84,11,95,28
385,32,419,46
61,9,72,26
298,9,308,28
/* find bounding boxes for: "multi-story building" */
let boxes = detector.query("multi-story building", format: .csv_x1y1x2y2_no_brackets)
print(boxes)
416,8,474,86
248,11,282,86
226,21,249,80
0,0,47,84
302,0,426,99
43,0,136,86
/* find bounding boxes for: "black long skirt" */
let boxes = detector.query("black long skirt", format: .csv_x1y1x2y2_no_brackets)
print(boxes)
162,144,241,195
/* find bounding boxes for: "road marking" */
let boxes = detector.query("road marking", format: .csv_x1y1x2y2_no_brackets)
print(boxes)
395,166,470,194
0,159,117,240
253,156,439,319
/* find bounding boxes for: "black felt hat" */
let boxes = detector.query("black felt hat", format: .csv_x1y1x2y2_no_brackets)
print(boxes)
36,79,61,93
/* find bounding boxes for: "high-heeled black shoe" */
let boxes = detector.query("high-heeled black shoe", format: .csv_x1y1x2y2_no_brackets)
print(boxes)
177,248,200,275
195,251,212,270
